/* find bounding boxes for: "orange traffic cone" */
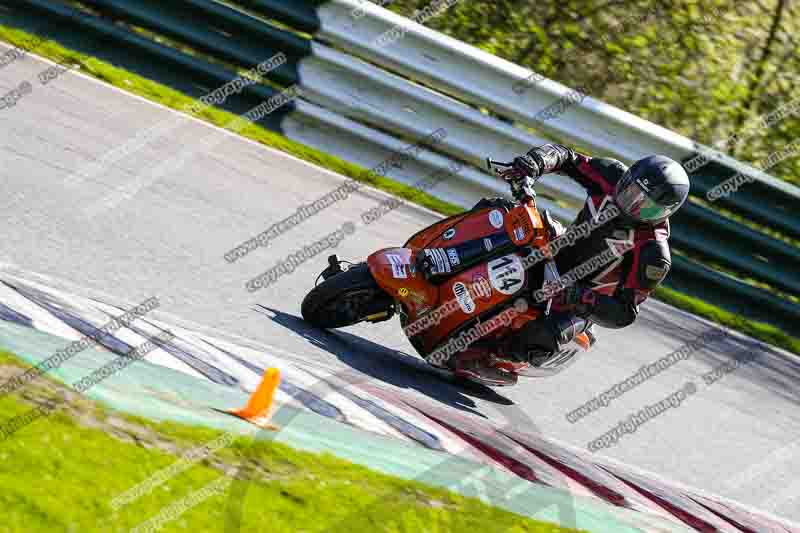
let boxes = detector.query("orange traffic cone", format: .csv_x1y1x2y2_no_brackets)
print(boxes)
228,367,281,429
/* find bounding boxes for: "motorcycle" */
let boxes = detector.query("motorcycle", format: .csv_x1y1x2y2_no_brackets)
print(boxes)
301,158,596,387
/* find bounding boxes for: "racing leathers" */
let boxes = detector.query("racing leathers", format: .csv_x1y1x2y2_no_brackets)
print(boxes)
418,144,673,364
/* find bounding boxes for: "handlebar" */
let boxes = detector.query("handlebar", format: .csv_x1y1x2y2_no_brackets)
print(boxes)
486,158,513,176
486,157,538,200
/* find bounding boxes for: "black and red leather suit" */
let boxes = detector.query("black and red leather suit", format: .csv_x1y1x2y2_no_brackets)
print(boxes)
507,144,672,361
419,144,673,363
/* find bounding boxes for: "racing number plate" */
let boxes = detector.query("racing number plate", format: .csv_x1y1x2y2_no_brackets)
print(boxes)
487,254,525,296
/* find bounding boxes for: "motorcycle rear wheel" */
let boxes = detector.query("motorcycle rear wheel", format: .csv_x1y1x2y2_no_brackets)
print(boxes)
301,263,393,329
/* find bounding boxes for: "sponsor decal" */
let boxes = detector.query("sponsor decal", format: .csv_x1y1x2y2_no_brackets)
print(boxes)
510,209,533,242
453,282,476,314
489,209,504,229
398,287,427,306
470,276,492,300
387,254,408,279
646,264,668,281
443,228,456,240
488,254,525,295
483,237,494,251
425,248,452,274
446,248,460,266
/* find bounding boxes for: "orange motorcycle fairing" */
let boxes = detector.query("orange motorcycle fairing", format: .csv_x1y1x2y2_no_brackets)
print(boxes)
417,261,526,353
403,212,472,249
374,204,550,355
404,207,509,251
505,200,548,248
367,248,438,313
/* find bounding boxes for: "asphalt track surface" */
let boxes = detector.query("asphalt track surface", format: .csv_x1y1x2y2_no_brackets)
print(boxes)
1,51,798,522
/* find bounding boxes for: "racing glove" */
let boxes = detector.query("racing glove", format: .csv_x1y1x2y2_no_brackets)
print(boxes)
500,154,542,181
550,283,598,315
500,143,578,181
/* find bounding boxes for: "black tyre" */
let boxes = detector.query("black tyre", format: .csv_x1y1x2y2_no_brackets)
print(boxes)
301,263,391,329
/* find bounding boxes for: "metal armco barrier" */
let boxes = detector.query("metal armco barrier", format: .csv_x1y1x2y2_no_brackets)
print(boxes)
5,0,800,330
685,159,800,241
670,203,800,296
666,256,800,333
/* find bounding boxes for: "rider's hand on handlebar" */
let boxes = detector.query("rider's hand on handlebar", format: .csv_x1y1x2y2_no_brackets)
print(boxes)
499,155,542,182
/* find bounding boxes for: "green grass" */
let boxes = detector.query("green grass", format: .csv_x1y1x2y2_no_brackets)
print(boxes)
0,349,582,533
0,24,797,356
654,286,800,355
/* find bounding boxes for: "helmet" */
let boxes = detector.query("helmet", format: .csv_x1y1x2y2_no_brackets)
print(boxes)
614,155,690,224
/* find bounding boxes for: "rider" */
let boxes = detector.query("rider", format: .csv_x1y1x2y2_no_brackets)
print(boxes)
417,143,690,378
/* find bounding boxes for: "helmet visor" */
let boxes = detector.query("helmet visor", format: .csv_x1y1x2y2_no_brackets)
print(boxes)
616,180,678,222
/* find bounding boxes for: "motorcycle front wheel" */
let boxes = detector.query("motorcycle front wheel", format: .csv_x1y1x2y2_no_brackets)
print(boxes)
301,263,394,329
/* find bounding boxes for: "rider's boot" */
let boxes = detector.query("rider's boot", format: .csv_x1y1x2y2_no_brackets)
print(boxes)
498,313,590,363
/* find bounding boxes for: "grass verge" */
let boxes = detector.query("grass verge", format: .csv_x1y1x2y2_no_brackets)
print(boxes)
0,349,583,532
654,286,800,355
0,25,796,356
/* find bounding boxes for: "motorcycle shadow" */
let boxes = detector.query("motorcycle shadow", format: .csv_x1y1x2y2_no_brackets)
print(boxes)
254,306,515,418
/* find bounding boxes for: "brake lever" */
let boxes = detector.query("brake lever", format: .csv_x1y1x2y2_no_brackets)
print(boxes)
486,158,518,184
487,157,538,200
486,158,513,174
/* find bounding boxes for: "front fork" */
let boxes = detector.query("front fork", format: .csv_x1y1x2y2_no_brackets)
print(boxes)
324,254,396,323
